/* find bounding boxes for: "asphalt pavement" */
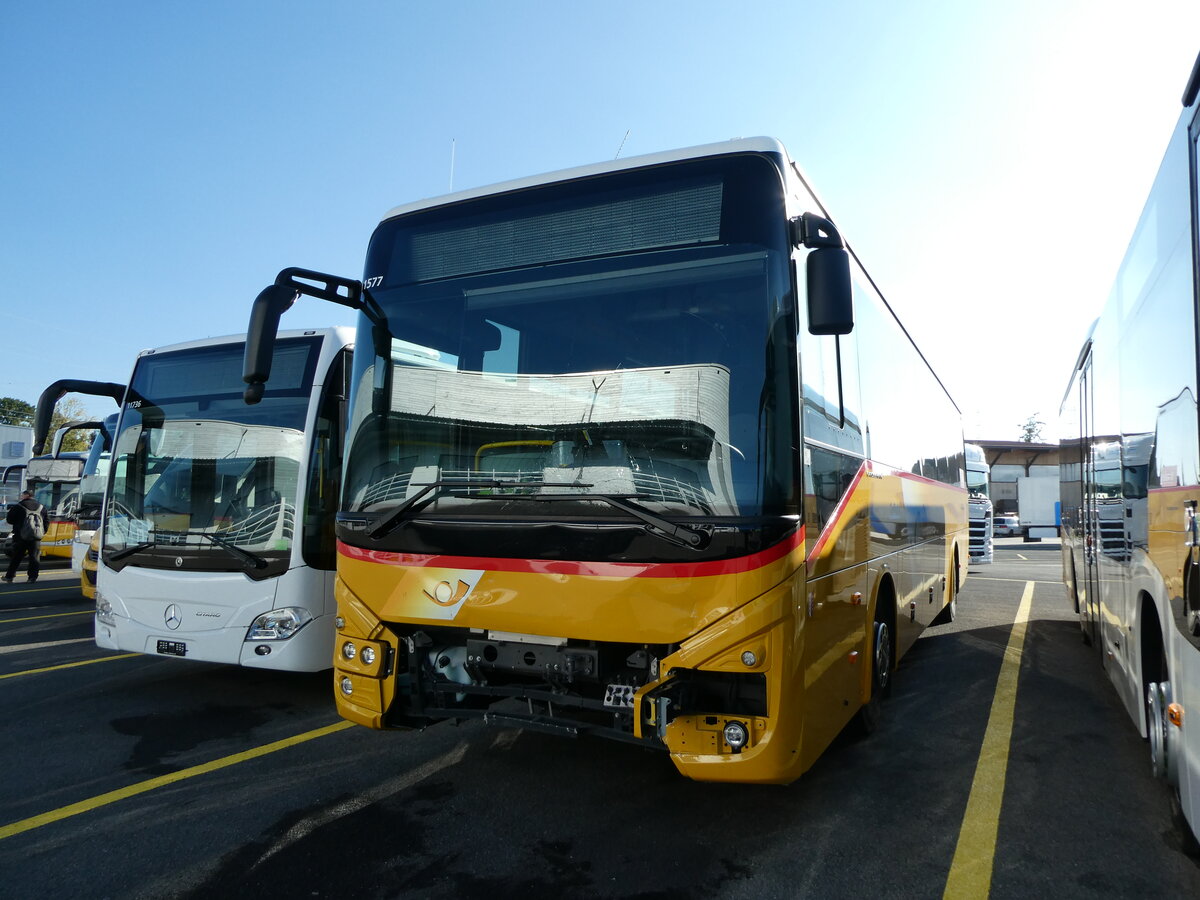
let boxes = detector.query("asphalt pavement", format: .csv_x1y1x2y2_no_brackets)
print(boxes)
1,542,1198,898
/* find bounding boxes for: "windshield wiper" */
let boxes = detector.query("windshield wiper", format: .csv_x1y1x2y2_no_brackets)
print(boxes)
203,532,269,570
483,491,709,550
103,532,270,569
367,479,553,539
107,541,156,562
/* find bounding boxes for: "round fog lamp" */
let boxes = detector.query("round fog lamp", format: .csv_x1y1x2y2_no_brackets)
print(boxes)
360,646,377,665
723,720,749,750
341,641,357,661
340,676,354,696
741,650,758,667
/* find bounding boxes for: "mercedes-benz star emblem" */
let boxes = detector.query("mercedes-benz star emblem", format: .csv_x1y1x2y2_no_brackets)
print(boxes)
175,556,184,568
164,604,182,630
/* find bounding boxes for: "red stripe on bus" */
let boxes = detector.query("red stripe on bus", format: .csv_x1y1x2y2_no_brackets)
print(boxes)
805,459,870,570
338,529,804,579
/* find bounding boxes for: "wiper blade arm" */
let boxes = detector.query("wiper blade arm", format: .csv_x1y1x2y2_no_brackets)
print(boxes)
367,479,554,540
204,532,269,570
519,492,708,549
107,540,155,562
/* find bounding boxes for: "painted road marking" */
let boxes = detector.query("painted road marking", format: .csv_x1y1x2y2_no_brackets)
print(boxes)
0,637,93,655
0,720,356,841
0,654,139,680
943,580,1034,899
0,586,79,595
0,610,91,624
967,576,1061,585
254,740,469,865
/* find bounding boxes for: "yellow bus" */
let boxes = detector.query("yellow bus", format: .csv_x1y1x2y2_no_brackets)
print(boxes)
245,138,968,782
23,447,87,559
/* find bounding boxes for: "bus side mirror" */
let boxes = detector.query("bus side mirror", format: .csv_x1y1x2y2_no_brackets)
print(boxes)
243,283,298,404
793,213,853,336
806,247,853,335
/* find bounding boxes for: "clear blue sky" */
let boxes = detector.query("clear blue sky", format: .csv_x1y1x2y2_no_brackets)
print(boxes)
3,1,1198,442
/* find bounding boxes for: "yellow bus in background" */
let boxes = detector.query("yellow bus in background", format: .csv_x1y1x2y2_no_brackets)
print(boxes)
24,447,88,559
245,138,968,783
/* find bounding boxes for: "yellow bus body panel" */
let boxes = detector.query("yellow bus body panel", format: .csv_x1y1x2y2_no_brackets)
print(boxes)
41,520,77,559
332,462,966,783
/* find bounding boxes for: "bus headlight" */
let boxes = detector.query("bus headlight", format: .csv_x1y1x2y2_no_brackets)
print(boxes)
341,640,357,660
340,676,354,696
96,595,115,626
723,720,749,750
247,607,313,641
360,645,376,666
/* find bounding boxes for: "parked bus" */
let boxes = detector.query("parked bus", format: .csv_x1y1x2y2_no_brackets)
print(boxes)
23,427,94,559
33,381,126,570
71,413,119,578
95,327,353,672
245,138,968,782
1060,51,1200,851
966,442,993,564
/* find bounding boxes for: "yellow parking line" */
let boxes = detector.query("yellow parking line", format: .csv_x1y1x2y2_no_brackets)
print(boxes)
0,653,140,680
0,720,356,840
943,580,1034,899
0,586,78,594
0,610,91,624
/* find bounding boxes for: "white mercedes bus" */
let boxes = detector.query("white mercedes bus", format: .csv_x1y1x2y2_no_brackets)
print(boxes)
95,327,352,671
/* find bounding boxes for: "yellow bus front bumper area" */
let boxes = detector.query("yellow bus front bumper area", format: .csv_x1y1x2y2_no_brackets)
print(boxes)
332,579,401,729
331,562,811,783
644,579,804,784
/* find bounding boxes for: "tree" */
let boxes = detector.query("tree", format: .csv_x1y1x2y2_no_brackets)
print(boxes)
0,397,34,427
1019,414,1045,443
47,397,96,453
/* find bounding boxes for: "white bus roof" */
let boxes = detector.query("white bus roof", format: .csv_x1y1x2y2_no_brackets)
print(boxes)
380,137,791,223
135,326,354,359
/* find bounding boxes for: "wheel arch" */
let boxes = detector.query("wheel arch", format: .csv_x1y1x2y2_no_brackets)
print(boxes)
1139,590,1165,738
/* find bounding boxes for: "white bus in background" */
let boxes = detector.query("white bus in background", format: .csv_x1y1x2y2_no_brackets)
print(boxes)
72,413,119,576
965,442,992,564
96,327,353,671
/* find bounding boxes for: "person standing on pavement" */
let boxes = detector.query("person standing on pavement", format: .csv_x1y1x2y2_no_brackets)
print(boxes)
5,489,47,583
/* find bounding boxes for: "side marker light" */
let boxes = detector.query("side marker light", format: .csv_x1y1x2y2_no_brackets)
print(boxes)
1168,703,1184,728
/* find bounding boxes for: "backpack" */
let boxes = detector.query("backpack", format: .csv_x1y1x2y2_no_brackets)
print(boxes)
19,504,45,541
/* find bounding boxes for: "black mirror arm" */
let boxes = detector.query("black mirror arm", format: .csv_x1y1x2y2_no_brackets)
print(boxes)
243,267,390,405
791,212,845,250
274,267,386,327
32,379,126,456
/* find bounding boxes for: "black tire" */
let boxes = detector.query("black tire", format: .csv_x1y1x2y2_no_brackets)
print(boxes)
1143,621,1199,856
1170,788,1200,857
852,618,892,737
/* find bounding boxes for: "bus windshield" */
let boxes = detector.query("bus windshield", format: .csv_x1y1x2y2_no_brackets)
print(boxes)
346,154,797,540
103,337,320,573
